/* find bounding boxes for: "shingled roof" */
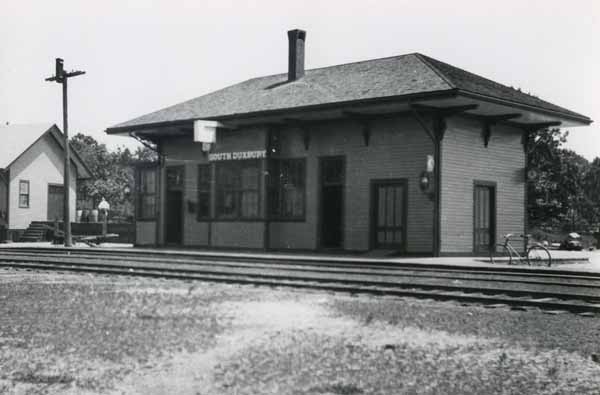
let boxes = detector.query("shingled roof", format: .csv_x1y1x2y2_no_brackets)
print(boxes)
107,53,590,132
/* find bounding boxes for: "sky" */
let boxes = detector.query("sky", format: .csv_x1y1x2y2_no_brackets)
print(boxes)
1,0,598,160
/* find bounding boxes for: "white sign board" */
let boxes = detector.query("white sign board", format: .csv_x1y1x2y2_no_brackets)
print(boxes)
193,120,219,143
208,150,267,161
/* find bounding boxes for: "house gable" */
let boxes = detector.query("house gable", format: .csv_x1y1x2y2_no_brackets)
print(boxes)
7,132,77,230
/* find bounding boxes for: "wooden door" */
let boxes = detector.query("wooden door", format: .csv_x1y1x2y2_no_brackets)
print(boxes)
372,180,407,250
47,185,64,221
165,166,184,245
319,157,345,248
474,183,496,253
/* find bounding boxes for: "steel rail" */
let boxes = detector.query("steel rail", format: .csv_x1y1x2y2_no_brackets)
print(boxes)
0,250,598,292
0,248,597,280
0,254,599,315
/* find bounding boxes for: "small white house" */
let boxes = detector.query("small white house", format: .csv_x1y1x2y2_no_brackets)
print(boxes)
0,124,92,241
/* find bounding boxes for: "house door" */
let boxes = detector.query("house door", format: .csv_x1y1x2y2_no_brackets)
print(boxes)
319,156,345,248
474,183,496,253
371,180,407,250
47,185,64,221
165,166,184,245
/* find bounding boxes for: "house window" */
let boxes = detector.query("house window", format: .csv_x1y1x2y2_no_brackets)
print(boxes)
197,164,211,219
19,180,30,208
136,167,157,220
216,160,260,219
269,158,306,219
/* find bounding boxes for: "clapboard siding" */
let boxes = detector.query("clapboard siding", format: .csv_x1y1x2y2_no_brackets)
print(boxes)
8,133,77,230
157,128,267,247
440,117,525,254
136,221,156,245
270,116,434,252
154,116,435,253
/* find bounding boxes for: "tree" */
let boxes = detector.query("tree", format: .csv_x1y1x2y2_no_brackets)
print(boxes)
71,133,157,220
527,128,599,231
527,128,568,229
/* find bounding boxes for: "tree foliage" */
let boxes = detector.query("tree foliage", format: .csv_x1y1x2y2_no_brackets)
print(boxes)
528,128,600,231
70,133,157,220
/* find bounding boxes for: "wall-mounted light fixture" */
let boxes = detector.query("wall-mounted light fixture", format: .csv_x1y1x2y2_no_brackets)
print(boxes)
420,154,435,200
420,171,431,191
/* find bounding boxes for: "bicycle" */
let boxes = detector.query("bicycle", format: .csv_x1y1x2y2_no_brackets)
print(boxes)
489,233,552,267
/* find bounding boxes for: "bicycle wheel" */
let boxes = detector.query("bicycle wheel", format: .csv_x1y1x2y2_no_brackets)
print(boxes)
489,244,512,265
527,245,552,267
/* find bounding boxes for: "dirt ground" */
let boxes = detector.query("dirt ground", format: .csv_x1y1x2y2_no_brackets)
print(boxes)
0,268,599,394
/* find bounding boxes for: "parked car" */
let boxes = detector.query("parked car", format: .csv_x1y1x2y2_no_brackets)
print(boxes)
559,232,583,251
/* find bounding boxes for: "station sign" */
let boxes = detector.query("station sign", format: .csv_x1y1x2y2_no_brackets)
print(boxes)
208,150,267,162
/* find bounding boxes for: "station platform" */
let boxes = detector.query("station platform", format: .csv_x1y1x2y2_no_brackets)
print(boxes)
1,241,599,274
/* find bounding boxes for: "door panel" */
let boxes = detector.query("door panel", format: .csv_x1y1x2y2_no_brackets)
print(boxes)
372,180,406,250
474,184,495,252
47,185,64,221
165,167,184,245
165,190,183,244
320,157,344,248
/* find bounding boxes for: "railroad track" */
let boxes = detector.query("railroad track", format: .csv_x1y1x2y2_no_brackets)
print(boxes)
0,248,598,316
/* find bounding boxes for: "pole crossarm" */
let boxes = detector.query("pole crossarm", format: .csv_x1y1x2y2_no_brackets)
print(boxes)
46,70,86,82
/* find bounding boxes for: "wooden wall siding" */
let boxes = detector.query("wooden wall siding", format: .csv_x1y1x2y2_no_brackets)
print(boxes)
8,133,77,230
0,177,7,226
211,222,265,248
136,221,157,245
152,118,434,252
152,127,268,247
440,117,525,254
271,116,435,253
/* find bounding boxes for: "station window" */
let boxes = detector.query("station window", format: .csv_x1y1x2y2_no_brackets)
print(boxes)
19,180,30,208
216,160,260,219
268,158,306,219
197,164,211,219
136,167,157,220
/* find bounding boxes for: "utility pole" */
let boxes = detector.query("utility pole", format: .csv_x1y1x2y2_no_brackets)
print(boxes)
45,58,85,247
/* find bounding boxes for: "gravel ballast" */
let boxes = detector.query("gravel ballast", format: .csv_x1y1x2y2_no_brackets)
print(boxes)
0,268,599,394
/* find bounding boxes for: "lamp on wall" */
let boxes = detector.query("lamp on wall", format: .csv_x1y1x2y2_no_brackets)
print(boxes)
419,172,430,191
420,154,435,199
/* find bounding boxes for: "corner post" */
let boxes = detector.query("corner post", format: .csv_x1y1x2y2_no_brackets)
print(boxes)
433,116,446,257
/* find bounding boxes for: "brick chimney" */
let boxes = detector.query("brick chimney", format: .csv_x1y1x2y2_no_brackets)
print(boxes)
287,29,306,81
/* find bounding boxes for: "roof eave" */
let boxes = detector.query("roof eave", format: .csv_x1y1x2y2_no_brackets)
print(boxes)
105,89,460,134
47,126,95,178
458,90,592,126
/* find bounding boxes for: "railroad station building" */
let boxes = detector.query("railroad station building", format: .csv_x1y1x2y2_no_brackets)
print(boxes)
106,29,591,256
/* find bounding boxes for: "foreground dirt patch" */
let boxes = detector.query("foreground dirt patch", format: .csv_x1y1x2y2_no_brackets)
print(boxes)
1,269,599,394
